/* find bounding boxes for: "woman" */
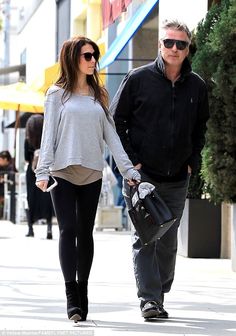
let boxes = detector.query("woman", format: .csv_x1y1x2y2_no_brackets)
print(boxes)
25,114,54,238
0,150,14,218
35,36,140,323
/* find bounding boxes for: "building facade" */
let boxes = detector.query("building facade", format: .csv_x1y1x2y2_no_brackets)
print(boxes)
101,0,209,100
0,0,210,164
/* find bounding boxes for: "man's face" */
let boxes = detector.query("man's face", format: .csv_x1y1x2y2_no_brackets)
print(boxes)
159,29,190,67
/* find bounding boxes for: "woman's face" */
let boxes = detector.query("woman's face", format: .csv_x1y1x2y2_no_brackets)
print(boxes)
0,157,9,167
78,43,98,76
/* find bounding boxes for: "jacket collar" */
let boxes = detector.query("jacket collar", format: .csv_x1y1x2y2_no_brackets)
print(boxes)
154,53,192,80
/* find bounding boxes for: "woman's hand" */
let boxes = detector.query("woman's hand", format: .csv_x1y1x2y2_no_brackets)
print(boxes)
127,163,142,185
127,167,141,186
35,180,48,192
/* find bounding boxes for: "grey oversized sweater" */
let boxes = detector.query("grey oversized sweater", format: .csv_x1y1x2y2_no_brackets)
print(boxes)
35,85,140,182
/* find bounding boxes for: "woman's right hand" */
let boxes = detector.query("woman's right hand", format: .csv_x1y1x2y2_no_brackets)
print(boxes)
35,180,48,192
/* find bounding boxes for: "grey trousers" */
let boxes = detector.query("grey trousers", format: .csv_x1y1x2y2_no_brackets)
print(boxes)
123,173,189,307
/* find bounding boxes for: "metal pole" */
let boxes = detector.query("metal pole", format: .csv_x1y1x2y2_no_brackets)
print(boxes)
2,0,11,84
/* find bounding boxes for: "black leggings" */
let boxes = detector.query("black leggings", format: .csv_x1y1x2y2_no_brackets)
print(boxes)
51,177,102,282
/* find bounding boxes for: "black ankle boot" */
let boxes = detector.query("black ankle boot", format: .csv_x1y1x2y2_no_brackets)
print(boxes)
25,210,34,237
65,281,81,322
46,222,52,239
26,225,34,237
77,280,88,321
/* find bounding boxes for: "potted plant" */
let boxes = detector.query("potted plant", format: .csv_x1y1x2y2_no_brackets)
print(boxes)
178,1,226,258
200,0,236,269
178,166,221,258
179,0,236,268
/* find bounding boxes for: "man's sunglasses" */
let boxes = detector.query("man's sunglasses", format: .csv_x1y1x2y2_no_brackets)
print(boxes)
81,52,99,62
162,39,189,50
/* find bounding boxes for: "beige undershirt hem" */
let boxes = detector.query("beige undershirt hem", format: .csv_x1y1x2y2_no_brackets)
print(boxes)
52,165,102,185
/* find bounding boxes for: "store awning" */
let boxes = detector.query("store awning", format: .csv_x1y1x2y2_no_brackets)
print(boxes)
5,112,34,129
99,0,159,70
0,82,44,113
30,63,59,94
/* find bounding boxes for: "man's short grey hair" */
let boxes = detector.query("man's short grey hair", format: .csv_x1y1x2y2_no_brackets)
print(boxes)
160,19,192,41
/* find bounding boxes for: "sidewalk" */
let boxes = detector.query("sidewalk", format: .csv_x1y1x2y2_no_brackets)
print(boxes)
0,220,236,336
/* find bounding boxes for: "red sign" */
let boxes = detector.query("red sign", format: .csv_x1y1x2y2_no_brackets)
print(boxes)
102,0,132,29
111,0,123,22
102,0,113,29
124,0,132,7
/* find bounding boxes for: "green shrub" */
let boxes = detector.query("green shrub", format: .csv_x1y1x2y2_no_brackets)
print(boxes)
191,0,236,203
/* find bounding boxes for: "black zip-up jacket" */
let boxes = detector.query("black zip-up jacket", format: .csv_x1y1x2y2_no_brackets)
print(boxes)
111,55,209,182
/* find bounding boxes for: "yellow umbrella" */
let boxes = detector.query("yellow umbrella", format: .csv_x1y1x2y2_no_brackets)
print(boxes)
31,63,60,94
0,82,45,162
0,81,45,113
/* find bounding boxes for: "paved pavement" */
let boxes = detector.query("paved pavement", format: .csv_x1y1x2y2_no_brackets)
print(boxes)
0,220,236,336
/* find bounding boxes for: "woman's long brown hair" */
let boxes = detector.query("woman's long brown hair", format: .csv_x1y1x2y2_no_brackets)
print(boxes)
55,36,109,116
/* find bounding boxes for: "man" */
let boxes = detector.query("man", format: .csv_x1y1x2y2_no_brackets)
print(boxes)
110,20,209,319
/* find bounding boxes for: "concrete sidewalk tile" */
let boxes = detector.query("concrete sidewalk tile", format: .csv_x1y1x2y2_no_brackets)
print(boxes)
0,220,236,335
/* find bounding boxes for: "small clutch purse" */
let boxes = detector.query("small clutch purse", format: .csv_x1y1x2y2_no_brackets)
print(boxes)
128,182,177,246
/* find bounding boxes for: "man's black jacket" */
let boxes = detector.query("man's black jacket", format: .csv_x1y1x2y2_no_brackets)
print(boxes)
110,55,209,182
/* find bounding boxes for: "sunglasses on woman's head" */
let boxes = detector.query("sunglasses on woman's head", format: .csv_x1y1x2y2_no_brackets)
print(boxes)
162,39,189,50
81,52,99,62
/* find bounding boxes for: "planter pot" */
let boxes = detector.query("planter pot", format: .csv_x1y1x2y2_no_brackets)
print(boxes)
231,204,236,271
221,202,231,258
178,198,221,258
95,206,123,231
